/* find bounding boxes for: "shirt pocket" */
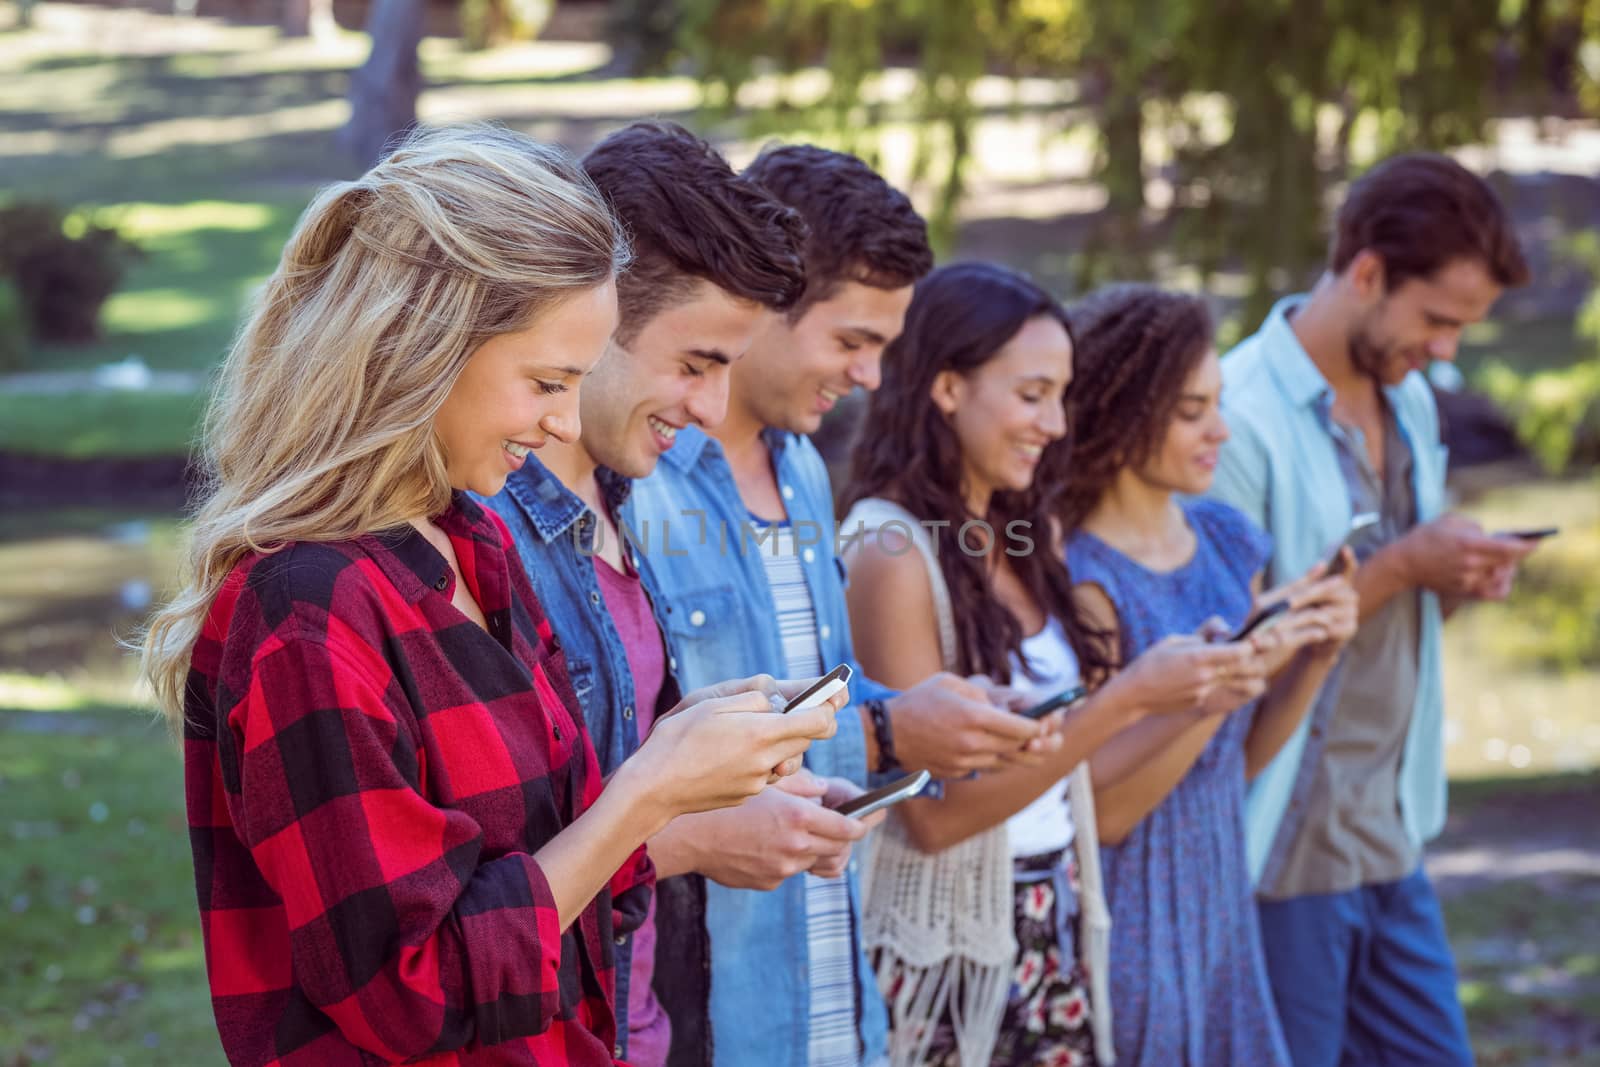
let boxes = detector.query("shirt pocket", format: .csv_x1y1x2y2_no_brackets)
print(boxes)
565,655,597,704
659,582,744,680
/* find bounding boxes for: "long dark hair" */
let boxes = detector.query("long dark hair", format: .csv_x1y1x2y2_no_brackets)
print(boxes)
842,262,1112,685
1050,284,1214,534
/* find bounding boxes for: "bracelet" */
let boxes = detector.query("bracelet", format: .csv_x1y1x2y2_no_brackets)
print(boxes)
867,699,899,775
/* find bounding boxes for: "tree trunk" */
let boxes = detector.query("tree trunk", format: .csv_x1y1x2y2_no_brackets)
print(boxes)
282,0,336,40
339,0,425,166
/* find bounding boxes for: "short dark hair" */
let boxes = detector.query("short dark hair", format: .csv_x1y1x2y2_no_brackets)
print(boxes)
1331,153,1529,290
744,144,933,314
582,121,808,345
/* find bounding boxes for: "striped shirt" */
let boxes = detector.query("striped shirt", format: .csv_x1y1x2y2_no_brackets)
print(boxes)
750,516,861,1067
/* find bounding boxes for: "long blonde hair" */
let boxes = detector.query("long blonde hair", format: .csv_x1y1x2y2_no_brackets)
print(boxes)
141,124,628,726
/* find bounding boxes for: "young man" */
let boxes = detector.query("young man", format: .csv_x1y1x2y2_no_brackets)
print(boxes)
1209,153,1539,1066
480,121,843,1066
629,144,1053,1067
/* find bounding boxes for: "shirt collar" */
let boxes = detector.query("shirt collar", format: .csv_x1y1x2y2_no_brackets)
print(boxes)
1262,294,1336,411
659,424,714,471
503,454,637,546
659,424,795,473
1261,293,1419,419
504,454,589,543
359,491,489,602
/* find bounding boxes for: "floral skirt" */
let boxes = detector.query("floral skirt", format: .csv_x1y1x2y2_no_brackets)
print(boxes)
896,849,1098,1067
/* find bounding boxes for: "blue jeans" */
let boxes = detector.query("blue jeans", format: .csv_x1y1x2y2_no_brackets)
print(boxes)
1257,866,1472,1067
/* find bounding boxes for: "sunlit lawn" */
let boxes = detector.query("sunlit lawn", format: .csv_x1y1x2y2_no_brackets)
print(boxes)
0,473,1596,1062
0,708,1593,1065
1444,477,1600,776
0,718,226,1067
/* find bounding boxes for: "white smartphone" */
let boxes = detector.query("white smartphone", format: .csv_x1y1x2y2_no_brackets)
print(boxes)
832,769,932,820
782,664,852,714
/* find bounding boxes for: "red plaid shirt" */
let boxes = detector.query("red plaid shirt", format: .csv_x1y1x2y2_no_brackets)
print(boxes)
184,494,652,1065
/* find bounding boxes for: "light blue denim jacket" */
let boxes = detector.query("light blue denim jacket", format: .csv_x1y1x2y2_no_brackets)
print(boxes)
1208,295,1450,887
627,425,893,1067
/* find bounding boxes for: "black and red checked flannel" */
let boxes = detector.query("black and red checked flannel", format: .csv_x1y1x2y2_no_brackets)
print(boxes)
184,493,653,1066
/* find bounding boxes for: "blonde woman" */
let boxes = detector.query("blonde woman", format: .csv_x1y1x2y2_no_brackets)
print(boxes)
141,126,838,1067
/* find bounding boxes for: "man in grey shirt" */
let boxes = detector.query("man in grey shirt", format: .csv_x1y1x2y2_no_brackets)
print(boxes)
1267,410,1421,894
1211,154,1540,1067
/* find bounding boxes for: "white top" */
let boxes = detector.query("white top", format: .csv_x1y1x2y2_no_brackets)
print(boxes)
1004,617,1080,859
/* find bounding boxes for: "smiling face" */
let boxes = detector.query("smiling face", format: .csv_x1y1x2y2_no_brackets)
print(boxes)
1136,347,1230,496
1346,253,1503,386
934,314,1073,504
578,280,769,479
432,279,618,496
732,279,916,435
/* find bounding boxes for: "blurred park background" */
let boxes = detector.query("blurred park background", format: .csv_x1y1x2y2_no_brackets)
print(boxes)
1,1,1598,1063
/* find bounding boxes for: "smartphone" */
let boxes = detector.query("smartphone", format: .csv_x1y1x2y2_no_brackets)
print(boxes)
1228,599,1290,643
1018,684,1090,721
1496,527,1559,541
782,664,852,714
1326,512,1380,577
832,769,932,820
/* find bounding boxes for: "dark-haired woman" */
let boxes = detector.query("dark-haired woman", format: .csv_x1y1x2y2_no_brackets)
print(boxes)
1058,284,1359,1066
841,263,1268,1067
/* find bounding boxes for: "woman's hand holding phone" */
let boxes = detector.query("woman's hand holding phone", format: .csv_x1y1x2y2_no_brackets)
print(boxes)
1107,634,1266,719
1243,553,1360,672
632,675,844,820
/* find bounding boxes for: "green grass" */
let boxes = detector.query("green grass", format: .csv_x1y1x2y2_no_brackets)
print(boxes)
0,714,226,1066
21,197,309,376
1445,883,1600,1066
1,706,1593,1063
0,389,207,459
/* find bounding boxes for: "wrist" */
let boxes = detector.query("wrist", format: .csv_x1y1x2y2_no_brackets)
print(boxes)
647,810,703,879
609,758,678,838
1376,533,1417,589
1101,668,1151,722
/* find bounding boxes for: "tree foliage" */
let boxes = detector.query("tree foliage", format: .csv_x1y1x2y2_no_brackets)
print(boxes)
662,0,1600,319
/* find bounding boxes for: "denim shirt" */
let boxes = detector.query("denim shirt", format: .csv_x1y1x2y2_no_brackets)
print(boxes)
1208,295,1450,887
475,457,686,1061
628,425,894,1067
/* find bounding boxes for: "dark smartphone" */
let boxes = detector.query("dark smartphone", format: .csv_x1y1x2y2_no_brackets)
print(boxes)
1229,599,1290,643
1326,512,1380,578
1496,527,1559,541
1326,546,1357,578
832,770,931,820
1018,684,1090,721
782,664,852,714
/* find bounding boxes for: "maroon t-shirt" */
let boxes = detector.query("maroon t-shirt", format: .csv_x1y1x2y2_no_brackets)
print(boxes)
592,552,670,1066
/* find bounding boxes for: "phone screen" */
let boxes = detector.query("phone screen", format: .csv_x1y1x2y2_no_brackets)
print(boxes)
1497,527,1559,541
1019,684,1089,720
832,770,931,819
1229,599,1289,643
782,664,852,714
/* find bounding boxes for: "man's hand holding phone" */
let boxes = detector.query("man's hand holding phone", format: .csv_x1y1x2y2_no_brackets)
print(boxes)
650,768,876,889
1395,514,1538,602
